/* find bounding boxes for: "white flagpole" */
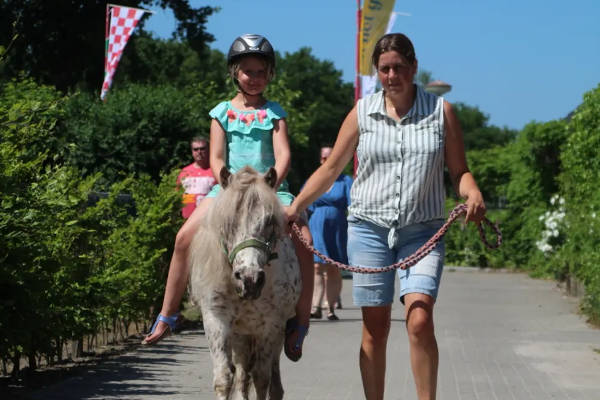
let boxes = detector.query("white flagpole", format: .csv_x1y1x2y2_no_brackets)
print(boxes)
106,3,156,14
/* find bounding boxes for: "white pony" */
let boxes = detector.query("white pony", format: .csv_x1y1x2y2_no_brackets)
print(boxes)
189,166,301,400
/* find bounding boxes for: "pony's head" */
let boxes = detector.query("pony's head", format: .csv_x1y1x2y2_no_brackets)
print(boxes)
212,166,284,300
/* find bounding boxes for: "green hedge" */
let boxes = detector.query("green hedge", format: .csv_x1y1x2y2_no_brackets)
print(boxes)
446,85,600,324
557,84,600,323
0,80,181,374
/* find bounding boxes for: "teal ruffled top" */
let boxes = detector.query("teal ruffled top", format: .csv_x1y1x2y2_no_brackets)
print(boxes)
206,100,293,205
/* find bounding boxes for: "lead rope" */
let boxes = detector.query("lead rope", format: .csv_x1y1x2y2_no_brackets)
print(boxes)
290,203,502,274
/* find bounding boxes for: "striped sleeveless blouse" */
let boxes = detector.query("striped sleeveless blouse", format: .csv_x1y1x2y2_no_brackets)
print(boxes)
349,85,446,246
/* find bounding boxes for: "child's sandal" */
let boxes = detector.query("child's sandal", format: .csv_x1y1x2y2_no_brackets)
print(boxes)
141,313,179,345
284,317,308,362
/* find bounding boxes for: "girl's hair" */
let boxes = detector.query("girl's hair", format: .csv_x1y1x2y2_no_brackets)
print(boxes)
371,33,416,68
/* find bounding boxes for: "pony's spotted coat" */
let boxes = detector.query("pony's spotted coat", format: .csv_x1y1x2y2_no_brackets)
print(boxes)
190,167,301,400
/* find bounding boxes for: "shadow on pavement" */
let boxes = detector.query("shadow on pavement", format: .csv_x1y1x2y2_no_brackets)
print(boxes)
3,332,207,400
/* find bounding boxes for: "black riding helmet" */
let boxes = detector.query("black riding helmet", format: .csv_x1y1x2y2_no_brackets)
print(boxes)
227,34,275,86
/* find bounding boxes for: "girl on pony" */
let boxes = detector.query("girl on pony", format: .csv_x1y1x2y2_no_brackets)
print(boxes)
143,34,314,362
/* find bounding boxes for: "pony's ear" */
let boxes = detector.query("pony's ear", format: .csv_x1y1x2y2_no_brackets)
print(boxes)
220,167,232,189
264,167,277,188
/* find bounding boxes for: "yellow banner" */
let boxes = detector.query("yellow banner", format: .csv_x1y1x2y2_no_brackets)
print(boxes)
359,0,396,75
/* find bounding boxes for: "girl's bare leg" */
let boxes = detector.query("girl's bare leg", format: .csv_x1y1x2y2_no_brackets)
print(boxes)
143,197,213,344
286,221,314,360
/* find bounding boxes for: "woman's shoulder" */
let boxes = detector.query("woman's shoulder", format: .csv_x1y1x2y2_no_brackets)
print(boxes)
357,90,384,116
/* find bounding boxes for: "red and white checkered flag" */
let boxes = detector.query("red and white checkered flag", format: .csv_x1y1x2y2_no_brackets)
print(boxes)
101,5,150,101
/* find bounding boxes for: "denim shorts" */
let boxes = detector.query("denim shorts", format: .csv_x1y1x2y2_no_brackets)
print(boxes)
348,216,445,306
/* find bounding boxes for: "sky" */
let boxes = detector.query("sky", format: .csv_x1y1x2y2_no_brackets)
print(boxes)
144,0,600,131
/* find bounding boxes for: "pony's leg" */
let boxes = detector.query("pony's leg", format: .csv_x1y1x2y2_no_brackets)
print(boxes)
204,316,234,400
251,341,276,400
231,335,254,400
267,340,284,400
269,346,283,400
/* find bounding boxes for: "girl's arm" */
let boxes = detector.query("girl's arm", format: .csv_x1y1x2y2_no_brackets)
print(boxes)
288,106,359,218
443,100,486,223
272,118,291,188
209,119,227,184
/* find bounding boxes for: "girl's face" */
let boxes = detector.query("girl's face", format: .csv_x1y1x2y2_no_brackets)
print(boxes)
376,50,417,95
236,56,269,95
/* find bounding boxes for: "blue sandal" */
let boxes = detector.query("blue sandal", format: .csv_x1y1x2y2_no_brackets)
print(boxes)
142,313,180,344
284,317,308,362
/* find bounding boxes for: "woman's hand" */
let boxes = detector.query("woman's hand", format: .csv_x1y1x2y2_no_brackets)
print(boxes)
464,189,486,224
283,205,301,233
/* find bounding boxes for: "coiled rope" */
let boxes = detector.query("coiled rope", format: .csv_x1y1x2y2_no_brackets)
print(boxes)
290,203,502,274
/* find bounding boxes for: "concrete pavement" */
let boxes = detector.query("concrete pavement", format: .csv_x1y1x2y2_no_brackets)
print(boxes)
30,268,600,399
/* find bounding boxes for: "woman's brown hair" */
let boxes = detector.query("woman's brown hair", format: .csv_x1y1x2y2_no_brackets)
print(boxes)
371,33,416,68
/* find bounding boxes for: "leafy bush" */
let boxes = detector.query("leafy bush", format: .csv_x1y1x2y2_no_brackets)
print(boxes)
557,84,600,322
0,80,182,374
62,83,222,185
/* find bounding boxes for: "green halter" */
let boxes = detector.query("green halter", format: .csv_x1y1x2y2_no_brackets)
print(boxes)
222,236,278,265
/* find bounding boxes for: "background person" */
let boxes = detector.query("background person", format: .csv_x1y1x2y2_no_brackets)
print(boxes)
177,137,216,219
306,145,352,321
286,33,486,399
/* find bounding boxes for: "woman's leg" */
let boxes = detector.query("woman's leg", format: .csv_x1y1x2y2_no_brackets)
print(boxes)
324,263,341,319
395,221,444,399
311,263,325,318
404,293,438,400
143,198,213,344
360,305,391,400
347,217,396,398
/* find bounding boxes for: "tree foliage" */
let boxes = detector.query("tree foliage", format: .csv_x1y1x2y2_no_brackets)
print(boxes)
0,80,181,374
0,0,217,91
276,48,354,184
453,102,517,151
62,82,223,184
115,32,228,90
557,84,600,322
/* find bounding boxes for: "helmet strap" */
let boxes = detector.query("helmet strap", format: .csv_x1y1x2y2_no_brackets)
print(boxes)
235,83,264,99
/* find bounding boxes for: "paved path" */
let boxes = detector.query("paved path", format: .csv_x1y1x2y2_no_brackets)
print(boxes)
31,269,600,399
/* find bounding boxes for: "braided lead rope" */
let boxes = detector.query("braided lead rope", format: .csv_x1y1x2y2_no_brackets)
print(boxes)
291,203,502,274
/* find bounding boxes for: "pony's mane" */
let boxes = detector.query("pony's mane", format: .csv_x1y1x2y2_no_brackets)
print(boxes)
190,167,285,292
209,167,283,238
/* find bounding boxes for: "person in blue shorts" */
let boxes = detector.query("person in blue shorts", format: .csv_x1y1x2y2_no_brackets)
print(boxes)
286,33,486,399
